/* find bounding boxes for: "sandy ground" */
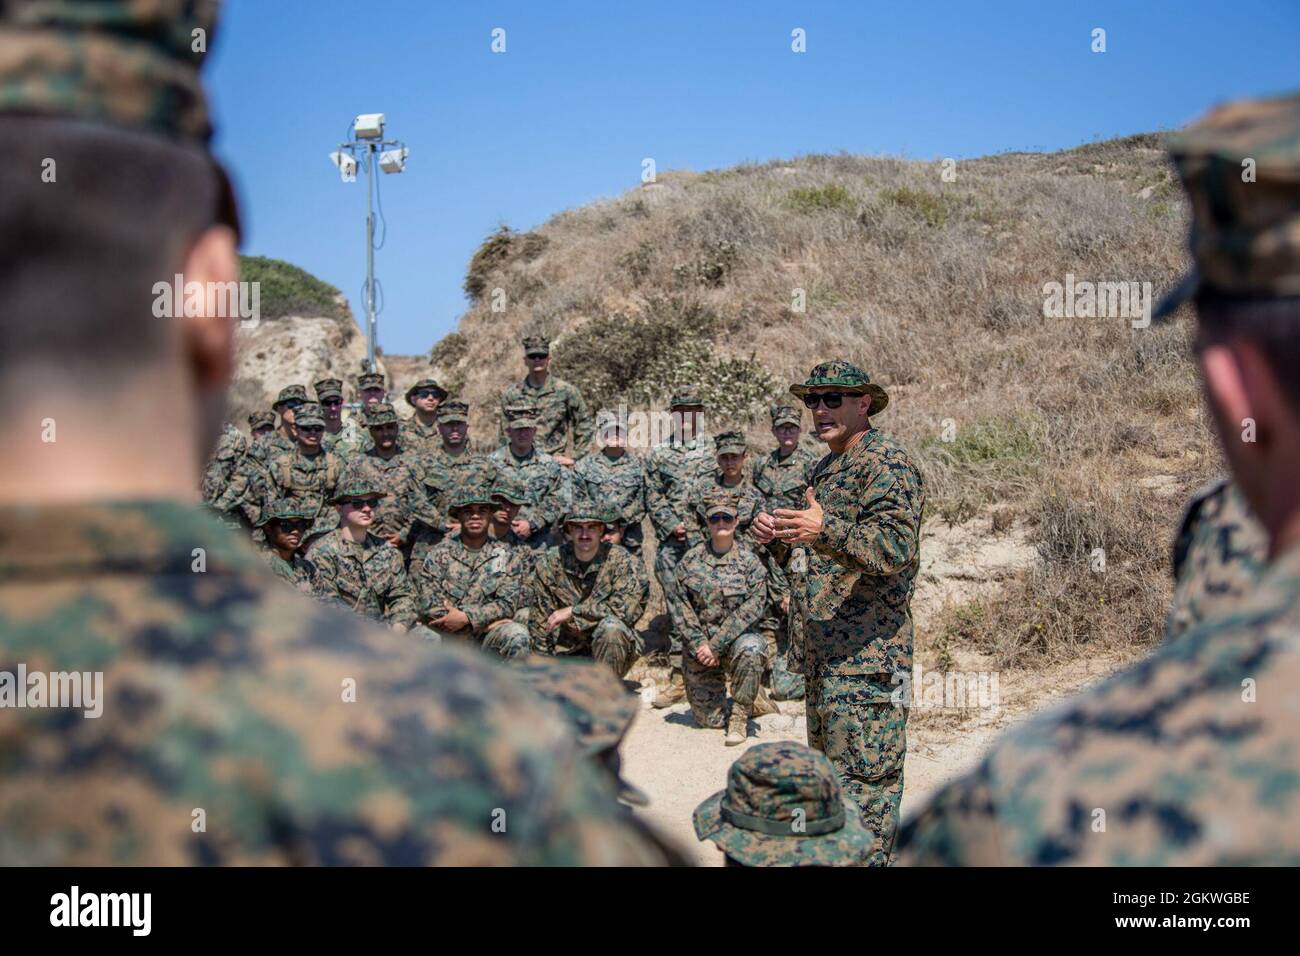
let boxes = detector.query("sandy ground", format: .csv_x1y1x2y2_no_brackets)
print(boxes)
620,511,1140,865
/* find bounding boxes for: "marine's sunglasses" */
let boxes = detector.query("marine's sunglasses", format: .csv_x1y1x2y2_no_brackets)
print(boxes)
321,398,343,407
707,513,737,524
343,498,379,509
413,389,442,399
272,519,311,532
282,400,305,411
296,425,324,434
801,391,853,409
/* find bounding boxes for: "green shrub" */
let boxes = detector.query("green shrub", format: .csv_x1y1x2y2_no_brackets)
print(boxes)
784,184,854,213
238,256,345,320
879,187,952,227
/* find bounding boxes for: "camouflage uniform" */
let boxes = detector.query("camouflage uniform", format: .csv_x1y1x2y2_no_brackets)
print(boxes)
673,508,769,731
751,407,819,700
254,498,317,593
572,448,649,555
201,422,247,505
1166,478,1268,642
0,0,674,867
770,363,923,866
645,389,716,656
490,405,572,548
412,489,530,660
354,403,428,544
499,336,593,457
899,92,1300,867
686,462,766,549
212,385,306,525
529,517,648,678
402,377,449,457
314,377,360,459
263,404,344,540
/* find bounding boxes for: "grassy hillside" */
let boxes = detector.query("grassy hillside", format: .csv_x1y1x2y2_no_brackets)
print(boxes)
434,135,1221,664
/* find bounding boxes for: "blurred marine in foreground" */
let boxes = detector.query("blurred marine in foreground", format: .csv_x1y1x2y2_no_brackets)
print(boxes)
898,91,1300,865
0,0,676,865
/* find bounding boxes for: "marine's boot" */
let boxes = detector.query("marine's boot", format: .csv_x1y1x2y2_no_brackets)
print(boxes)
724,707,749,746
751,686,780,717
652,668,686,709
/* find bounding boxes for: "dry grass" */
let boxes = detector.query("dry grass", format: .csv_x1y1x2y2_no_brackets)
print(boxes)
431,133,1223,663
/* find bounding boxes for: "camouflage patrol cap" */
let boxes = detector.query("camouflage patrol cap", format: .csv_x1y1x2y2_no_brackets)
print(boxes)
564,497,614,526
490,472,530,507
789,360,889,415
522,334,550,357
448,484,496,512
515,657,649,808
405,377,448,406
329,468,389,503
670,385,706,408
364,402,399,427
294,403,325,428
693,741,875,866
356,372,386,392
1154,91,1300,321
255,498,314,527
437,399,470,423
504,403,539,429
714,430,747,455
247,410,275,430
703,490,739,520
272,384,309,409
0,0,241,236
313,377,343,401
770,404,802,427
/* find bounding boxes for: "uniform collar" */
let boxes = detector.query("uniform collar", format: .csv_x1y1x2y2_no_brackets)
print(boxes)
0,500,263,578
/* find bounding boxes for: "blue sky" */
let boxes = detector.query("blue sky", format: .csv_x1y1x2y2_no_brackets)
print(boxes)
208,0,1300,355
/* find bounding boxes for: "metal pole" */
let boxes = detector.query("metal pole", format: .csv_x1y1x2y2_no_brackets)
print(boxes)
365,142,377,371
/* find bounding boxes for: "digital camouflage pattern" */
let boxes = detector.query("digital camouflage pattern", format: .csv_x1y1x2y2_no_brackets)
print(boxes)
0,502,675,865
528,542,648,677
488,444,571,545
413,534,530,659
201,422,247,505
686,469,766,548
896,540,1300,865
1166,479,1269,642
769,425,923,864
309,527,416,628
499,375,593,457
789,360,889,414
572,449,648,553
673,540,768,728
353,447,426,542
254,498,317,592
694,741,876,867
646,430,716,653
264,443,343,540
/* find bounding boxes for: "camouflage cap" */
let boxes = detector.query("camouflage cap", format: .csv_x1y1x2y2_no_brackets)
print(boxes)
714,430,747,455
355,372,386,392
273,384,309,409
693,741,875,866
670,385,705,408
294,403,325,428
770,404,802,427
514,657,648,807
789,360,889,415
703,490,739,520
364,402,399,427
1154,92,1300,321
313,377,343,401
436,399,470,423
405,377,448,406
490,472,530,507
522,334,550,357
255,498,314,527
247,410,275,430
504,403,539,429
329,468,389,503
564,497,614,526
448,484,497,512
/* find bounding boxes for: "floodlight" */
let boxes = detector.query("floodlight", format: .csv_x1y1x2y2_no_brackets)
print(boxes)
329,150,358,181
354,113,385,140
379,147,409,174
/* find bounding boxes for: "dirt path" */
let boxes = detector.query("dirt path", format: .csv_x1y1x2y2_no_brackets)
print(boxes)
620,510,1138,864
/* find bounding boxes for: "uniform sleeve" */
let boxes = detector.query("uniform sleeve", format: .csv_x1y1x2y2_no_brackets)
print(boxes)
381,554,417,628
811,463,921,576
568,383,594,457
572,550,645,629
463,554,521,635
526,464,571,533
526,558,559,653
645,452,681,539
710,558,768,654
309,545,339,601
670,560,707,654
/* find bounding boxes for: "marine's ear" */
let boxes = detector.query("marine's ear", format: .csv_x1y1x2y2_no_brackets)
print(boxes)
177,224,240,390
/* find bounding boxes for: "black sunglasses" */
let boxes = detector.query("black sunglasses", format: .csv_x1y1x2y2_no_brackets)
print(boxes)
343,498,379,509
281,400,305,411
707,513,737,524
296,425,324,434
321,398,343,407
801,391,860,410
272,519,310,532
413,389,443,400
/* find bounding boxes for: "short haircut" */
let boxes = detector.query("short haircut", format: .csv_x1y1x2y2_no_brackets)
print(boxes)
0,115,221,391
1195,292,1300,412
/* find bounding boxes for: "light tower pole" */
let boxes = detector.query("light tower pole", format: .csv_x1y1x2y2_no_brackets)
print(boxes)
329,113,409,372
